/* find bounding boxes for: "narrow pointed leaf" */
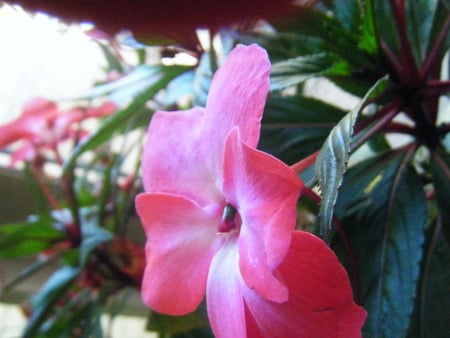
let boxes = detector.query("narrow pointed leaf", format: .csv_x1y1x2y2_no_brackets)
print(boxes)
23,266,80,338
315,75,389,237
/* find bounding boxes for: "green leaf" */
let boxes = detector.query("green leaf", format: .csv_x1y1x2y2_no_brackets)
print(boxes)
430,148,450,242
0,220,64,258
23,266,80,338
334,0,362,32
259,95,346,164
358,0,379,55
146,303,210,335
315,75,389,237
270,53,346,91
1,254,60,295
335,150,426,338
371,0,402,57
407,219,450,338
64,65,188,174
405,0,440,66
38,289,103,338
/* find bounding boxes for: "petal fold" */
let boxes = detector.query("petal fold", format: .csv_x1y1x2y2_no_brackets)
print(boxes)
222,128,302,302
135,192,220,315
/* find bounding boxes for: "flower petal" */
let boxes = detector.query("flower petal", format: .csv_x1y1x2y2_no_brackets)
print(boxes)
243,231,367,338
205,44,270,153
222,128,303,302
135,192,221,315
141,107,222,204
206,239,247,338
0,98,59,149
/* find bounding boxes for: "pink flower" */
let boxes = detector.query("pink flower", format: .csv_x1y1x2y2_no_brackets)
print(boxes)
0,98,116,166
135,44,366,337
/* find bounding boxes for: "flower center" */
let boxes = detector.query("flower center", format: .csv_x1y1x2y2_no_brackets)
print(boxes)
217,204,241,236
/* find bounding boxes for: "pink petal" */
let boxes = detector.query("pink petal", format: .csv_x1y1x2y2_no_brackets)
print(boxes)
22,98,58,118
141,107,223,205
222,128,303,302
85,101,117,118
206,240,247,338
135,192,221,315
243,231,367,338
0,98,58,148
204,44,270,154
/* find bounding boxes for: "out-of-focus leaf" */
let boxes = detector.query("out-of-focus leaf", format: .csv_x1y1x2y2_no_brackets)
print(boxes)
160,70,195,106
192,52,213,107
64,65,188,174
23,266,80,338
0,220,64,258
1,254,59,295
335,150,426,338
146,303,210,335
430,148,450,242
96,42,124,73
37,289,103,338
259,95,346,164
315,75,389,237
335,0,361,32
79,207,113,266
358,0,379,55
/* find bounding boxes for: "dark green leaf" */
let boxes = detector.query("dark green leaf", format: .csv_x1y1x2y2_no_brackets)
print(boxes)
315,76,389,237
260,95,346,164
334,0,362,32
270,53,346,91
371,0,402,57
335,150,426,338
408,219,450,338
36,288,103,338
405,0,440,66
430,148,450,242
23,266,80,338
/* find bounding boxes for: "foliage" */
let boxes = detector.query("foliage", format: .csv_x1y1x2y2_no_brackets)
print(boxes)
0,0,449,337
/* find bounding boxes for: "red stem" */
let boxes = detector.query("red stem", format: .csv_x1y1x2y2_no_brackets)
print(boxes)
420,15,450,81
389,0,420,85
290,151,319,174
351,102,401,151
30,166,61,210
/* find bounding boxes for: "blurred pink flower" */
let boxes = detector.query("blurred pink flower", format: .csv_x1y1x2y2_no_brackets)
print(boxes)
0,98,116,166
136,44,366,337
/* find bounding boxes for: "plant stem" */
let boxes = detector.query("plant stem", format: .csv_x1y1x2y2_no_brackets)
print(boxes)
351,102,401,151
420,15,450,81
290,151,319,174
